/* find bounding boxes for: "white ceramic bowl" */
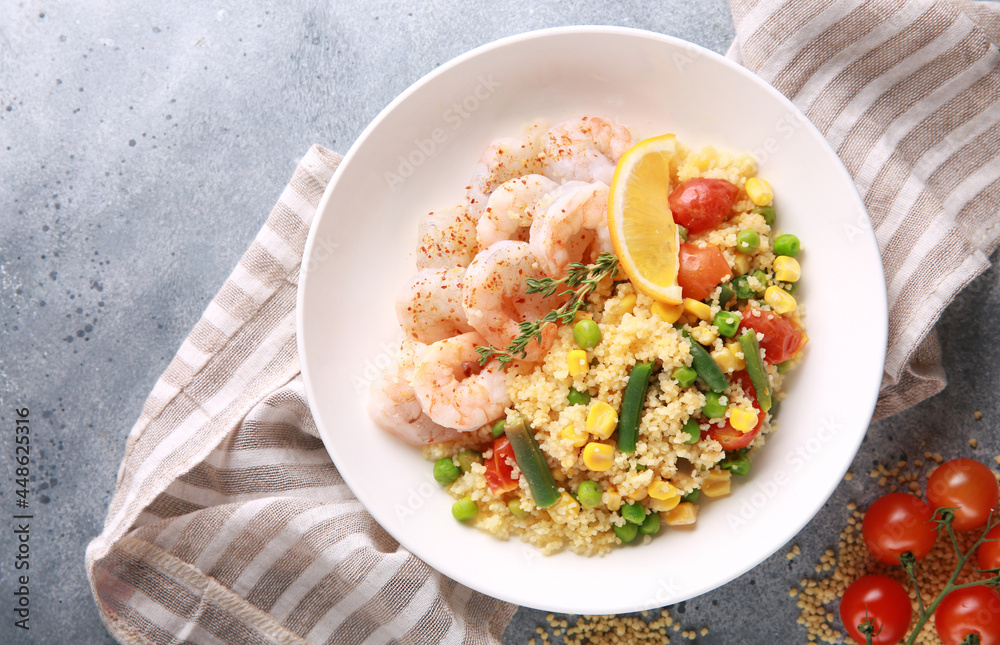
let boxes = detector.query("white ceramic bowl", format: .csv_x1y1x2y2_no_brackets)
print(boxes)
297,26,887,614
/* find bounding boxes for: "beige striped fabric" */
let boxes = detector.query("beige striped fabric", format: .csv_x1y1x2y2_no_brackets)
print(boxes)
727,0,1000,418
85,146,515,645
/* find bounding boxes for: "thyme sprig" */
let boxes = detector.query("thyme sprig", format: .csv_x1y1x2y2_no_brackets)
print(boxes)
475,252,619,367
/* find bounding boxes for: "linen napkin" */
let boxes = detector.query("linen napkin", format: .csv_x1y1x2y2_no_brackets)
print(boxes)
87,2,1000,643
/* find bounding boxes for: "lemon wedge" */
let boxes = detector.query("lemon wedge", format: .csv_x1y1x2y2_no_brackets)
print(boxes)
607,134,682,305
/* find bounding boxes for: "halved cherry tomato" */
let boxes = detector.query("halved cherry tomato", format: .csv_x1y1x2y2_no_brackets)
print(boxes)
935,585,1000,645
840,575,912,645
678,243,732,301
668,178,739,234
738,307,807,364
926,458,1000,531
862,493,938,565
484,436,518,495
707,371,763,450
978,524,1000,571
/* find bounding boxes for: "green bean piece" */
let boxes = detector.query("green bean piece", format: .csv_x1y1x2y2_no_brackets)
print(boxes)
751,270,769,293
713,310,741,338
504,414,561,508
733,275,754,300
617,361,654,454
681,331,728,393
507,498,529,519
491,419,506,438
577,480,603,509
717,283,735,309
567,387,592,406
754,205,776,226
635,464,647,472
774,234,801,257
681,418,701,444
613,522,639,543
721,451,752,476
777,360,792,374
702,391,727,418
433,458,461,485
457,449,483,473
621,501,647,525
677,224,689,242
681,489,700,503
639,511,661,535
452,496,478,521
736,229,760,254
739,329,773,412
673,366,697,389
572,318,602,350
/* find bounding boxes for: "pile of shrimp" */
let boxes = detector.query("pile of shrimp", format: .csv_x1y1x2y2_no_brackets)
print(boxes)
368,116,634,445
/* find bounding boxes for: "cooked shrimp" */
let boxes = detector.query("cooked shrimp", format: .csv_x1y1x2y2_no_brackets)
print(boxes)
541,116,633,184
529,180,612,277
410,332,510,431
368,339,464,445
462,240,559,361
396,266,474,344
466,121,547,220
476,174,559,248
415,204,478,270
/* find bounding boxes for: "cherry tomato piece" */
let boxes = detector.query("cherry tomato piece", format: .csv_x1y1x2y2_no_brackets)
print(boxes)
677,243,732,301
707,372,763,450
839,575,912,645
862,493,938,565
978,524,1000,571
484,436,518,495
927,458,1000,531
668,178,740,234
935,585,1000,645
739,307,807,364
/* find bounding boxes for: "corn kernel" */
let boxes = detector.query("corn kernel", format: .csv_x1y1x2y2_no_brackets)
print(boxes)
648,481,679,500
664,502,698,526
560,425,589,448
547,492,580,524
649,495,681,513
608,293,637,318
764,285,797,314
582,442,614,471
729,406,759,433
573,310,593,323
702,469,732,498
690,324,718,346
567,349,589,376
605,489,623,512
773,256,801,283
733,253,751,276
725,340,746,370
586,401,618,440
652,301,684,324
626,485,648,501
683,298,712,321
745,177,773,206
710,347,738,374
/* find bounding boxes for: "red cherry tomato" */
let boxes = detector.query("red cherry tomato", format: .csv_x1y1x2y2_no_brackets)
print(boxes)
484,436,518,495
862,493,938,565
978,524,1000,571
935,586,1000,645
668,178,739,234
738,307,807,364
677,243,732,301
927,459,1000,531
707,372,763,450
839,575,912,645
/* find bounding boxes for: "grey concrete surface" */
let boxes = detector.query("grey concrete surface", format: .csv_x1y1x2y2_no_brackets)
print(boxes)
0,2,996,643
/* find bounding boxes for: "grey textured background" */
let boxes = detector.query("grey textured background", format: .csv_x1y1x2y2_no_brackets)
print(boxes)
1,2,997,643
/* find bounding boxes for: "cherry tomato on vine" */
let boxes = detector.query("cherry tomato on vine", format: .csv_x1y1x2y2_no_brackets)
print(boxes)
839,575,912,645
862,493,938,565
927,458,1000,531
935,585,1000,645
978,525,1000,571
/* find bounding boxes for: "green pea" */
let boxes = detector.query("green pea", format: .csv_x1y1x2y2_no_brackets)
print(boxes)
433,458,461,485
681,418,701,444
673,366,698,389
754,205,776,226
677,224,689,242
751,270,769,293
452,496,478,521
577,480,603,509
621,501,647,525
613,522,639,543
713,310,741,338
567,387,592,406
491,419,506,438
639,511,661,535
721,451,752,476
457,449,483,473
733,275,754,300
784,281,799,295
681,489,700,503
717,283,735,308
507,498,529,519
774,234,801,257
573,319,602,350
736,229,760,254
777,360,792,374
702,392,727,419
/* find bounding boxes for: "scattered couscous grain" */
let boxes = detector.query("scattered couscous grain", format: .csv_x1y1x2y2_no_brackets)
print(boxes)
530,609,708,644
969,437,979,449
975,410,983,420
843,471,853,481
